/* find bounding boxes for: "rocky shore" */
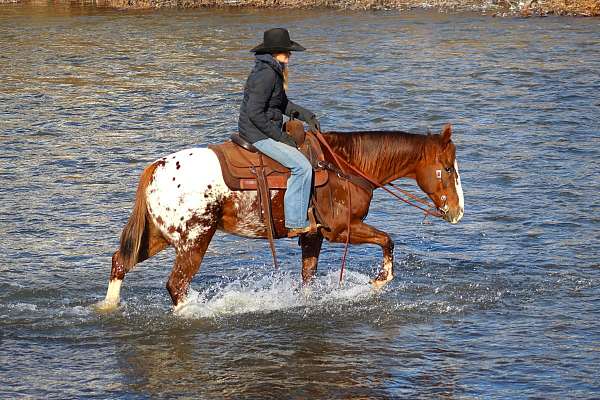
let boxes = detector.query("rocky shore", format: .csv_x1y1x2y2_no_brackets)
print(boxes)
2,0,599,16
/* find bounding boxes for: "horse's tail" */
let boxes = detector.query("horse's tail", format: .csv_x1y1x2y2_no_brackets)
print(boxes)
119,161,158,270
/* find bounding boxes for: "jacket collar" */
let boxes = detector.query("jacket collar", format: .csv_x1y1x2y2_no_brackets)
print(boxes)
255,53,285,77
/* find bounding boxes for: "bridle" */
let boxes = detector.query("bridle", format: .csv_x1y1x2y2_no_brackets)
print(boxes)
431,163,459,216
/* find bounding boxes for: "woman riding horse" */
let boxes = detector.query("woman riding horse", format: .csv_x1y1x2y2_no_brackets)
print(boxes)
238,28,320,237
97,30,464,311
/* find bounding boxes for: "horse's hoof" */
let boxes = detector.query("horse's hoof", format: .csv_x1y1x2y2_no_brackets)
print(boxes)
172,295,191,315
300,284,313,300
369,276,393,289
93,299,120,313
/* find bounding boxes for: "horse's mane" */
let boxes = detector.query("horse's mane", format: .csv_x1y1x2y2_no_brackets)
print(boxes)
323,130,431,178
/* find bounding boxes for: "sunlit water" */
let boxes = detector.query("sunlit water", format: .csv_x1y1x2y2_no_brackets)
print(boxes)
1,4,599,398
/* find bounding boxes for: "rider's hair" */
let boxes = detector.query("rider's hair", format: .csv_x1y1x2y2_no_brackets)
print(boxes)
282,65,288,92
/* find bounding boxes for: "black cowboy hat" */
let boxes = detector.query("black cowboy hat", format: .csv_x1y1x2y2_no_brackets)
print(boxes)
250,28,306,53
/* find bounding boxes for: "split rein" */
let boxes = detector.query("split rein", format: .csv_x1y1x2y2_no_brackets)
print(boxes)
310,130,443,284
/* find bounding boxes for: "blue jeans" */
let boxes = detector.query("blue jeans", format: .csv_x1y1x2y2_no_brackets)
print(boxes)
253,138,312,229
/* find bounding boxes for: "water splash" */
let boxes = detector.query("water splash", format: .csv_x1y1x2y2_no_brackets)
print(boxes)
5,302,38,313
174,269,376,319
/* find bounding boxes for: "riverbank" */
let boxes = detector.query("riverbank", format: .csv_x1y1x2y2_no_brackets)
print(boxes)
1,0,599,16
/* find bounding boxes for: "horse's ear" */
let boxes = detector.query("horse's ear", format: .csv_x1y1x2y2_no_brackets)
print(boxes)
441,123,452,147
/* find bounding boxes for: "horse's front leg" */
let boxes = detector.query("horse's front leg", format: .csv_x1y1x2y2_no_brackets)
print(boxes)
347,221,395,288
299,232,324,284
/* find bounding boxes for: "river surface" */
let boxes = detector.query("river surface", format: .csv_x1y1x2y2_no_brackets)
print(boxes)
1,3,599,399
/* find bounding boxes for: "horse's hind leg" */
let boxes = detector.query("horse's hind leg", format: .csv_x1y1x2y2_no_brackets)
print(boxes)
100,222,169,309
299,233,324,284
167,225,217,309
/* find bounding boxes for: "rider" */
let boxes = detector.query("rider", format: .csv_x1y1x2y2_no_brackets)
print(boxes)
238,28,321,237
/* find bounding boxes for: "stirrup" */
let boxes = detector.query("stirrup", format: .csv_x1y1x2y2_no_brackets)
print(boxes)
287,208,322,238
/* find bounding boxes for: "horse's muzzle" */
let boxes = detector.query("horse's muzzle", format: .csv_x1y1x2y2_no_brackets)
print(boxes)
442,207,464,224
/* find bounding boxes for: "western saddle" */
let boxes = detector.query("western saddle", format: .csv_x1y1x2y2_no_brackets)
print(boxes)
208,119,328,269
208,120,328,191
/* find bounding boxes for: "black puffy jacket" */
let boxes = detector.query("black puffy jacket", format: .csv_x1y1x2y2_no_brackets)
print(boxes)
238,54,314,143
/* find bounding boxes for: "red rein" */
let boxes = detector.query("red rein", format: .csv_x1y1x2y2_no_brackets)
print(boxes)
312,130,443,284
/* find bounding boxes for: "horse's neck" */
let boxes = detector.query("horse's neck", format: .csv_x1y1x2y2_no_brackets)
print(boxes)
324,131,426,184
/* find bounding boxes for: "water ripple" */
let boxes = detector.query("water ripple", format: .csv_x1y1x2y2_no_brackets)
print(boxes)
1,5,599,399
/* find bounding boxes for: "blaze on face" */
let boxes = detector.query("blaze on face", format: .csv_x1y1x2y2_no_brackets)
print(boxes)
415,124,464,224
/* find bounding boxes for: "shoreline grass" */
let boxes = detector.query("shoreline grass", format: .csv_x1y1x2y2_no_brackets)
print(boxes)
2,0,599,16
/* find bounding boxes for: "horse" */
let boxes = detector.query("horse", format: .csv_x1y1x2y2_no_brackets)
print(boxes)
97,124,464,311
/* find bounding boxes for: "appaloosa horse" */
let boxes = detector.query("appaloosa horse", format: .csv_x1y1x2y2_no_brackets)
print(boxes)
98,124,463,311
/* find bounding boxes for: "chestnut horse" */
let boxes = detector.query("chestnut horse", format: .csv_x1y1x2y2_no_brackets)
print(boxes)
98,124,463,311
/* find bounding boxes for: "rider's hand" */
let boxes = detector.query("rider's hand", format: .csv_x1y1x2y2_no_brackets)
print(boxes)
308,115,321,132
280,133,297,148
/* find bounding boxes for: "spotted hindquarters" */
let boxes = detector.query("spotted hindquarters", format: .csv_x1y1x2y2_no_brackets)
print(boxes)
145,148,229,248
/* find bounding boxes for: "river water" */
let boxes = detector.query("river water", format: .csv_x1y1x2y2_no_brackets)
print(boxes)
1,3,599,398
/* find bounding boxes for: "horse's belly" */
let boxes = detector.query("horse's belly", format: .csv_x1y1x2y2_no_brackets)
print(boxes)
219,191,269,239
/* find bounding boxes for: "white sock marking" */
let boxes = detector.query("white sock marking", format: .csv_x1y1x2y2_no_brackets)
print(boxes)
104,279,122,304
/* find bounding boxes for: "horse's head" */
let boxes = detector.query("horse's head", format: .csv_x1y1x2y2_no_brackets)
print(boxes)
416,124,464,224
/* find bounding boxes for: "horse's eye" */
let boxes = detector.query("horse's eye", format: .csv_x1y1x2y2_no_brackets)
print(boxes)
445,166,454,173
